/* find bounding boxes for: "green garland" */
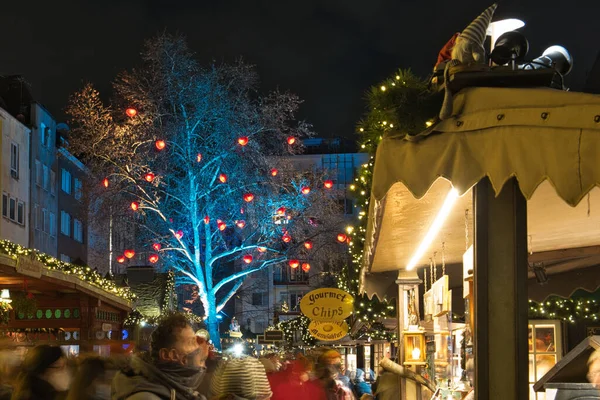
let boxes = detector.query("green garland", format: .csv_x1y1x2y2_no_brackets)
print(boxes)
529,297,600,323
0,239,135,301
335,69,439,341
278,315,316,346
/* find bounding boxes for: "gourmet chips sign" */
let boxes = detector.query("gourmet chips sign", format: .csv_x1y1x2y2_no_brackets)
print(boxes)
300,288,354,322
308,320,349,342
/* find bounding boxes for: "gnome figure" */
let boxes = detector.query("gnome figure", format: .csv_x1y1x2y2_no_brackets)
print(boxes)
439,3,497,120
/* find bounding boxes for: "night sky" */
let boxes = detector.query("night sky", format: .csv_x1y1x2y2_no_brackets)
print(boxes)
3,1,599,138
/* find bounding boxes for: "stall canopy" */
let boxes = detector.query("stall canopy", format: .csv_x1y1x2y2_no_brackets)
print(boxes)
361,87,600,299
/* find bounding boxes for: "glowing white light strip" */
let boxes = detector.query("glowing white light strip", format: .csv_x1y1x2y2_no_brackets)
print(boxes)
406,189,460,271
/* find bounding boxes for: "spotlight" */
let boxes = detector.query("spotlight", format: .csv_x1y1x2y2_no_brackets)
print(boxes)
528,46,573,76
487,19,526,51
490,31,529,67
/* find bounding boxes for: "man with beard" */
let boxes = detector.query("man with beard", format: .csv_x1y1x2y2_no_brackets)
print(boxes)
113,313,209,400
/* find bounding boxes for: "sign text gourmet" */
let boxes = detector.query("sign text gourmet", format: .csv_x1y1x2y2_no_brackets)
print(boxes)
300,288,354,321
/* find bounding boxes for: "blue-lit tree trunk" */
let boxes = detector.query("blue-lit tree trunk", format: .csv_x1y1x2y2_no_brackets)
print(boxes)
66,34,345,350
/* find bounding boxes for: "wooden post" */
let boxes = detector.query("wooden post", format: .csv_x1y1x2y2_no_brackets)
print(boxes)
396,270,422,400
473,177,528,400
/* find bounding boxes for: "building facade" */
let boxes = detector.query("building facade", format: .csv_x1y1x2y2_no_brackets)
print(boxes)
57,143,88,265
234,138,369,335
0,107,31,247
29,103,59,256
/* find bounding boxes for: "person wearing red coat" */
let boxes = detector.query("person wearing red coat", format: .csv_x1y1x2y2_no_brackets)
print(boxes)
270,356,327,400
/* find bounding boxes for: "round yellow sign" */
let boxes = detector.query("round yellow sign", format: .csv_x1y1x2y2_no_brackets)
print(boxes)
300,288,354,321
308,320,349,341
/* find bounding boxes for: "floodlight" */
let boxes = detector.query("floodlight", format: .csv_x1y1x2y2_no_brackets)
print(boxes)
490,31,529,66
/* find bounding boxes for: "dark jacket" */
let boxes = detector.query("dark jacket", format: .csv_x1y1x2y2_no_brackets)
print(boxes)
112,356,206,400
10,376,66,400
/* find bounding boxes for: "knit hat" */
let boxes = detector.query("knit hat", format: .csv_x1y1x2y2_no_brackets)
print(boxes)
460,4,497,46
318,349,342,365
211,357,272,400
22,345,64,375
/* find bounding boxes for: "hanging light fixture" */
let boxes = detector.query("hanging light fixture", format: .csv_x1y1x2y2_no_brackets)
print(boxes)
0,289,11,303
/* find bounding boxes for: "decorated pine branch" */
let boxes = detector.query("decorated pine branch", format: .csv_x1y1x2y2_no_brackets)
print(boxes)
337,69,441,340
66,34,346,348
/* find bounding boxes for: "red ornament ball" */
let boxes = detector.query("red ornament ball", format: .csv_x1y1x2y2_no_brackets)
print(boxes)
117,255,126,263
301,187,311,195
102,178,109,188
174,230,184,240
282,233,292,243
238,136,249,146
148,254,159,264
276,207,286,216
287,136,296,145
217,220,227,231
152,243,161,252
243,254,253,264
270,168,278,177
124,249,135,259
196,153,202,163
204,216,210,224
324,180,334,189
130,202,139,211
243,193,254,202
337,233,348,243
155,140,166,150
236,220,246,229
144,172,155,182
301,262,311,272
289,259,300,269
258,247,267,253
304,241,313,250
125,108,137,118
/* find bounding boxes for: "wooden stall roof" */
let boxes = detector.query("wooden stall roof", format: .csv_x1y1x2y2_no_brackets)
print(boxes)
361,87,600,299
0,254,131,311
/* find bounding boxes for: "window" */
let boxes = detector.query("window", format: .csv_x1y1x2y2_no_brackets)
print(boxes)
33,205,39,229
529,320,563,399
2,193,7,218
17,201,24,225
50,170,56,195
252,292,269,306
43,165,50,191
74,178,82,201
35,160,42,186
61,169,71,194
9,198,16,221
253,320,266,334
341,198,354,215
60,211,71,236
10,143,19,179
60,254,71,263
49,212,56,237
42,208,48,232
40,123,46,146
73,219,83,242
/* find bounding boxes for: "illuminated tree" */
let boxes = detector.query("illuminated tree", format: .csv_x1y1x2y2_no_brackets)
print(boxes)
66,34,345,348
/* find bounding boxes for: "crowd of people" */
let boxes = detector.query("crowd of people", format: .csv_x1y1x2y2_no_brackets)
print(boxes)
0,314,381,400
2,313,598,400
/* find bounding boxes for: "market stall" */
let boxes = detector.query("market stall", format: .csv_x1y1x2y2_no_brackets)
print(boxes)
359,86,600,399
0,250,133,355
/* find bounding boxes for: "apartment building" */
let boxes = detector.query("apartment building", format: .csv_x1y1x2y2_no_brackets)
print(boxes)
234,138,369,335
0,106,31,247
57,139,88,265
29,103,59,256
